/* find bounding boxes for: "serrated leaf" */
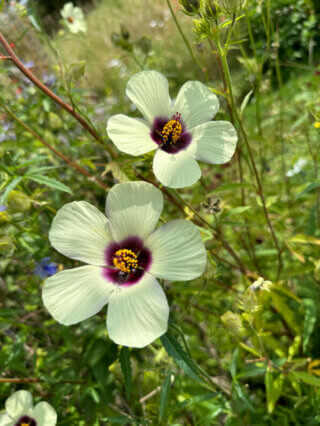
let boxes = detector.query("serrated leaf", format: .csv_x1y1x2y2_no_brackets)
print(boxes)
293,372,320,387
0,177,23,205
160,333,202,382
119,347,132,398
27,175,73,194
159,370,172,421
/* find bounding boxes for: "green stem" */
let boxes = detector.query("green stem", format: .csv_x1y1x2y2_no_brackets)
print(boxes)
216,41,283,280
166,0,207,77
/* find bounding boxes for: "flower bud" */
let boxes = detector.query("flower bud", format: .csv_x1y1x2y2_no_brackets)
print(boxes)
7,190,31,212
179,0,200,14
217,0,246,14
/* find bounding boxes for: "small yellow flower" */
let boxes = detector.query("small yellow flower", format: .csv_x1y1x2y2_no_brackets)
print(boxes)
314,121,320,129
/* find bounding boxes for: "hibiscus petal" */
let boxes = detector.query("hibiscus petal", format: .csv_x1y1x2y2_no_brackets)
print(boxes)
106,181,163,241
126,71,172,124
49,201,112,266
146,219,206,281
173,81,219,129
107,114,156,155
189,121,238,164
42,266,115,325
107,273,169,348
5,390,33,419
153,149,201,188
33,402,57,426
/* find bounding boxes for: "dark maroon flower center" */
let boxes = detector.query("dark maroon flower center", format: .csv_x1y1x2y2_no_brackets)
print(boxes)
150,113,192,154
104,236,152,286
15,415,37,426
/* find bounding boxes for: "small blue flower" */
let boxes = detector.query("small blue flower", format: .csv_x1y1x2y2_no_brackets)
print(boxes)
35,257,58,279
0,206,7,212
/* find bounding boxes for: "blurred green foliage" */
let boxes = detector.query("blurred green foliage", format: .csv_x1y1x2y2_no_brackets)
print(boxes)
1,0,320,424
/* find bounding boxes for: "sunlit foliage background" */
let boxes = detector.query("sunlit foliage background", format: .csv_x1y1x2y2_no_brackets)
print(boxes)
1,0,320,424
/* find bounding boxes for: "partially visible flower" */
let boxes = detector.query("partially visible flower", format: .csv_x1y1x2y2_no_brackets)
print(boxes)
314,121,320,129
0,206,7,212
60,2,87,34
249,277,272,292
0,390,57,426
42,181,207,348
35,257,58,279
107,71,237,188
286,158,307,177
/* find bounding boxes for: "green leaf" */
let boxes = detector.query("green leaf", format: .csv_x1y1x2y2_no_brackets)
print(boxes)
297,181,320,198
240,90,253,116
119,347,132,399
265,369,284,413
271,293,300,334
223,206,251,218
0,177,23,205
27,175,73,194
159,370,172,421
178,392,217,407
160,332,202,382
293,372,320,387
303,299,317,352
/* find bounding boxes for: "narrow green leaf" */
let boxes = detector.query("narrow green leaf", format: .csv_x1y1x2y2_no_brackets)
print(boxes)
0,177,23,205
27,174,73,194
119,347,132,398
303,299,317,352
160,332,202,382
159,370,172,421
240,90,253,116
293,372,320,387
178,392,217,407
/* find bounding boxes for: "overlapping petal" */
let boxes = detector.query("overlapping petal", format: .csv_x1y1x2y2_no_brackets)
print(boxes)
146,219,206,281
173,81,219,129
42,266,115,325
152,149,201,188
5,391,33,419
106,181,163,241
49,201,112,266
33,402,57,426
107,114,155,155
126,71,171,124
107,273,169,348
188,121,237,164
0,414,12,426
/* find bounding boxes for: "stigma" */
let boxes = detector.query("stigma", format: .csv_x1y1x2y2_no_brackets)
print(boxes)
113,249,138,274
161,113,182,144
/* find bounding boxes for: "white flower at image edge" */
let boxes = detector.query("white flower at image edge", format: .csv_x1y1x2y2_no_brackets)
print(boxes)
60,2,87,34
42,181,207,348
107,71,238,188
0,390,57,426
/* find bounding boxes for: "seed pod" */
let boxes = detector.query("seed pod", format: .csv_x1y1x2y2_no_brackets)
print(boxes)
179,0,200,14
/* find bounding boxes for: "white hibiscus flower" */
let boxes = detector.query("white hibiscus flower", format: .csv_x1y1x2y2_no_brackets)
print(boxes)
0,390,57,426
60,2,87,34
42,181,207,348
107,71,238,188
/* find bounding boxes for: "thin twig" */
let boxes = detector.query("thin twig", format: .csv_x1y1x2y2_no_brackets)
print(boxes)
0,102,109,191
0,32,117,158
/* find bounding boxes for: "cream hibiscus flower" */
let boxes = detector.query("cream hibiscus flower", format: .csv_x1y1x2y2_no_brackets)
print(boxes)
0,390,57,426
42,181,206,348
107,71,238,188
60,2,87,34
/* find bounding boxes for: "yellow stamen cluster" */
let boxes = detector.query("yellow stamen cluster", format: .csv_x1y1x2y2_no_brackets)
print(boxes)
21,423,30,426
162,119,182,144
113,249,138,274
67,16,74,23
